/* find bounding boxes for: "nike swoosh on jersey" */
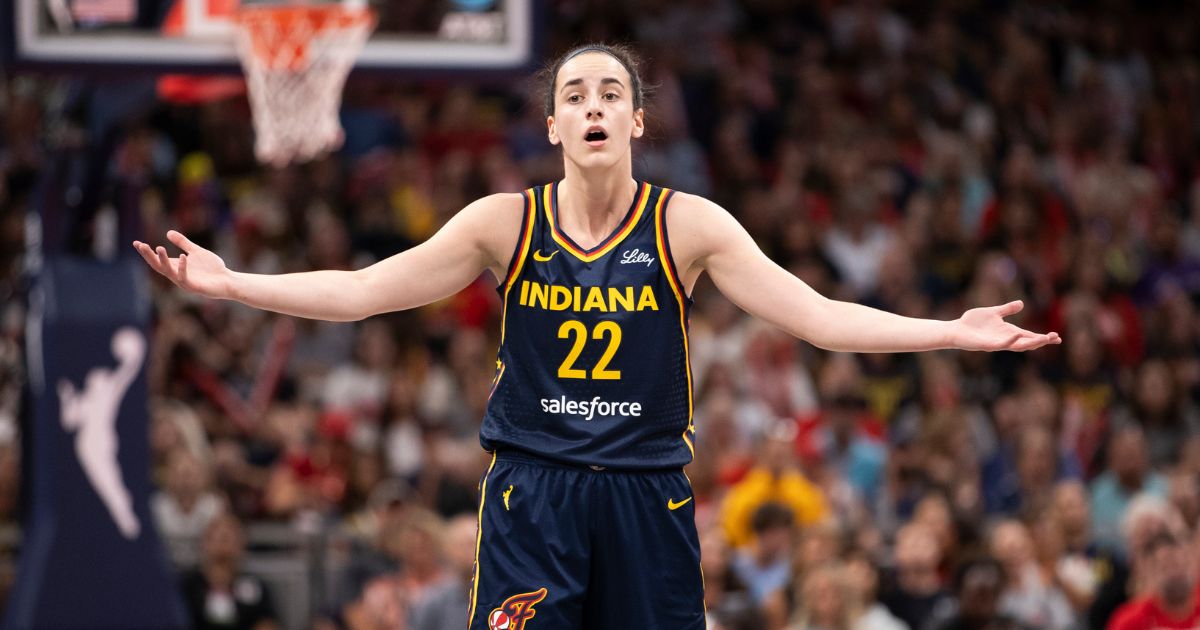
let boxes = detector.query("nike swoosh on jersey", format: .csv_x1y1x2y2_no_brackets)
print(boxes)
667,497,693,511
533,249,559,262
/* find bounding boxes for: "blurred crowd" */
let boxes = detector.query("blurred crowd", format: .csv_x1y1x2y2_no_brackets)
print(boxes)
4,0,1200,629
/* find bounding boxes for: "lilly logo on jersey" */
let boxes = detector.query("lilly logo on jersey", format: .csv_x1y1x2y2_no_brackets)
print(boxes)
619,248,656,268
488,588,548,630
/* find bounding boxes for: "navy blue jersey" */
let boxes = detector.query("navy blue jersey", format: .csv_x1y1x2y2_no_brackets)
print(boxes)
480,181,695,468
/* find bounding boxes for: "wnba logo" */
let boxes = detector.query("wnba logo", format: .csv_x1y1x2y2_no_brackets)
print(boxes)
488,588,548,630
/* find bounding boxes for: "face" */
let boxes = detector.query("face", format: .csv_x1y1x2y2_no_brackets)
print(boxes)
990,521,1034,567
1135,360,1174,414
443,516,479,573
959,565,1002,618
757,525,793,558
803,569,844,622
1143,533,1197,605
844,556,879,598
168,451,206,497
203,516,243,562
547,52,644,169
1111,430,1148,480
1017,429,1055,488
1053,482,1090,534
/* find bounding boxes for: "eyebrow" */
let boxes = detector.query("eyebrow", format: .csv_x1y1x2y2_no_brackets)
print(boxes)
559,77,626,94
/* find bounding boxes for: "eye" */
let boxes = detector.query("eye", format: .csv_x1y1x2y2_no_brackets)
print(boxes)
603,92,619,101
567,94,583,104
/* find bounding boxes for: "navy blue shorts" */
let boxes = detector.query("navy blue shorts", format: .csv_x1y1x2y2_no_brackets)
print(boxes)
467,450,705,630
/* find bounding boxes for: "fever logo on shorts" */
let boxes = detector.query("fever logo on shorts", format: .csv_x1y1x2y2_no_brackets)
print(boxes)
488,588,548,630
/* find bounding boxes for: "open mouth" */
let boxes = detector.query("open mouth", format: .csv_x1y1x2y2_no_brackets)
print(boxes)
584,128,608,144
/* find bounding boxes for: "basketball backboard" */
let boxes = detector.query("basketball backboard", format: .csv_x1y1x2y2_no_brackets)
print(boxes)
3,0,535,72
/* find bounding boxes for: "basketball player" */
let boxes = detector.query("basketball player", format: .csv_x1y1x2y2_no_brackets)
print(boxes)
134,44,1060,630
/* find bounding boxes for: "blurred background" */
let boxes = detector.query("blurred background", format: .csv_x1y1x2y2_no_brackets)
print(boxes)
2,1,1200,629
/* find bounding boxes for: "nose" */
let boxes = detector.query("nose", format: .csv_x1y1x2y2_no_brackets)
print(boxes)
586,95,604,119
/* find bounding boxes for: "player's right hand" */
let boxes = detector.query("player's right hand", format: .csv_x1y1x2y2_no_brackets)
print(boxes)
133,230,231,299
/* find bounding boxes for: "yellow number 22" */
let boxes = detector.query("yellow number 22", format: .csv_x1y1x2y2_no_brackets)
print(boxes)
557,320,622,380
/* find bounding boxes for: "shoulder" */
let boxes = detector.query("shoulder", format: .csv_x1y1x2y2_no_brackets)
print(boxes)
458,192,527,223
660,190,725,219
446,192,527,249
659,190,741,257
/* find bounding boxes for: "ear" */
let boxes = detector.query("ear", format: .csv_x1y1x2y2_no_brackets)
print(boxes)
631,108,645,140
547,115,560,146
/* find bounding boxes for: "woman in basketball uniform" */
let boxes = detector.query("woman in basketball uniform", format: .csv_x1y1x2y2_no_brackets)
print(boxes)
135,44,1060,630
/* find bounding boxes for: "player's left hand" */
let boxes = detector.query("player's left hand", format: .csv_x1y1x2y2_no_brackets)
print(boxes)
953,300,1062,352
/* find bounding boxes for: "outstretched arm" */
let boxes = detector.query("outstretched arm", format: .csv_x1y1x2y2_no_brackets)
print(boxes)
134,193,524,322
670,194,1060,353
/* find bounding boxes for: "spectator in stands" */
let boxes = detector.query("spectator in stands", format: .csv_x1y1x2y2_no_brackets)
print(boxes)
845,552,909,630
1167,470,1200,532
731,502,796,606
989,519,1076,629
1090,426,1168,554
817,388,887,507
410,513,476,630
390,509,451,624
1111,359,1200,465
179,513,279,630
153,448,225,569
882,522,953,630
721,419,828,549
701,522,761,630
1107,501,1200,629
930,557,1027,630
1091,497,1185,627
787,563,860,630
1043,481,1106,616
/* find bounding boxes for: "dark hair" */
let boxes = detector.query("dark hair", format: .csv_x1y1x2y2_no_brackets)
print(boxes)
750,502,795,534
952,556,1005,594
540,43,646,118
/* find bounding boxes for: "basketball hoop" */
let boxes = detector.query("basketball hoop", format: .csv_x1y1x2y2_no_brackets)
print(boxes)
233,3,377,166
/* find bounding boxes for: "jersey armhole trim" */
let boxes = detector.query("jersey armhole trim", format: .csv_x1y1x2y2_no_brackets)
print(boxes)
654,188,696,451
500,189,535,291
655,189,689,303
499,190,535,345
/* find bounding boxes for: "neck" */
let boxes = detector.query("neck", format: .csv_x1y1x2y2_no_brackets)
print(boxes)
1064,528,1089,550
559,160,637,235
1116,472,1144,492
176,492,199,512
204,560,236,589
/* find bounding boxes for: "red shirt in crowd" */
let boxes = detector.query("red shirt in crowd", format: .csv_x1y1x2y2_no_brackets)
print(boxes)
1108,587,1200,630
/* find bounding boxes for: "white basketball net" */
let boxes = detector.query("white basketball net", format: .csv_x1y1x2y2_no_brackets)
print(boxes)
233,5,376,166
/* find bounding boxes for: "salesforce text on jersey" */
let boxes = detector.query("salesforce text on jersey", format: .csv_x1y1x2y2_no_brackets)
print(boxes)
541,395,643,421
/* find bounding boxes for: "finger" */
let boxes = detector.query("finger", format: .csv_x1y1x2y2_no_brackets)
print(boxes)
995,300,1024,318
167,230,195,254
1012,333,1053,352
135,242,164,273
998,331,1022,350
155,246,175,278
1012,329,1061,349
1004,329,1043,351
178,253,188,284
